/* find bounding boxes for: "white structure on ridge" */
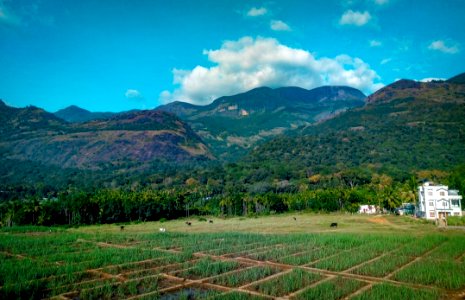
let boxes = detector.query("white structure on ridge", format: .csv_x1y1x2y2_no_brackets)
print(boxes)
416,182,462,220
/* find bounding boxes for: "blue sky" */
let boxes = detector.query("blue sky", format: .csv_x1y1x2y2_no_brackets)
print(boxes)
1,0,464,112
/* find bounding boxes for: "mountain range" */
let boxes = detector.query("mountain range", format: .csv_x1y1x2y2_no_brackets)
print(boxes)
0,102,211,171
245,74,465,179
157,86,365,159
54,105,117,123
1,72,464,189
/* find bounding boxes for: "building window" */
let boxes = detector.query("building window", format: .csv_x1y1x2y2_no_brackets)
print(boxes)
443,202,448,207
429,211,435,218
439,191,445,196
452,200,459,207
454,212,460,216
428,191,433,196
429,201,434,207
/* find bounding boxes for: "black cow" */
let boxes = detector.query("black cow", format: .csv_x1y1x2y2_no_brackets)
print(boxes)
209,220,213,223
120,226,125,231
185,221,192,226
330,223,338,228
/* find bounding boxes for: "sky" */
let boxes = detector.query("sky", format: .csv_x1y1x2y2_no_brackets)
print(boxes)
1,0,464,112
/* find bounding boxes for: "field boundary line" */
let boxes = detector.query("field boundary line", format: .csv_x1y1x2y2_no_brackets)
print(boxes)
200,265,259,284
230,243,289,260
344,282,373,300
276,245,327,262
341,243,405,274
238,268,293,290
221,243,284,258
385,240,447,279
455,251,465,262
285,274,335,299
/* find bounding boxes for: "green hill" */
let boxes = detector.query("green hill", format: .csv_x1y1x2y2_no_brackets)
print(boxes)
243,76,465,180
0,103,212,171
158,86,365,160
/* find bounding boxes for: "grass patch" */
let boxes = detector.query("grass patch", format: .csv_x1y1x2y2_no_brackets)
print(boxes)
447,216,465,226
293,276,366,300
351,255,412,277
209,266,279,287
249,269,322,297
394,258,465,289
352,283,440,300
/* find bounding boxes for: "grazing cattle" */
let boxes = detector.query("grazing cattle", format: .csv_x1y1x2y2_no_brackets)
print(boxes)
185,221,192,226
293,217,297,221
159,228,166,233
120,226,125,231
209,220,213,223
330,223,338,228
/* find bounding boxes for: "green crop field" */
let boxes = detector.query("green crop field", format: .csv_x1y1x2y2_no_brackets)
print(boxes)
1,213,464,299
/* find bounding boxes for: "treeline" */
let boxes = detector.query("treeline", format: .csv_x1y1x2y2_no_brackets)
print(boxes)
2,165,464,227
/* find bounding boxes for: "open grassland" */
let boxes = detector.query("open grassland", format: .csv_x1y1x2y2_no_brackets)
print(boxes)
1,213,464,299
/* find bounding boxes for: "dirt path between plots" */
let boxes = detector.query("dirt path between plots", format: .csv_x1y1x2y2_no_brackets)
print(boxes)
51,238,451,300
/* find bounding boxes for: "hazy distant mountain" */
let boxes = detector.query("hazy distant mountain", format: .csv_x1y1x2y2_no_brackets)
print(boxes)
0,103,212,170
54,105,116,123
245,73,465,177
157,86,365,159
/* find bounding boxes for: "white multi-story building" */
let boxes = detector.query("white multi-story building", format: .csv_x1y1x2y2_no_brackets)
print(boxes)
416,182,462,220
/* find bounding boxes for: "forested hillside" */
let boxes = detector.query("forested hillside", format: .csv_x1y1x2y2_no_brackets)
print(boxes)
1,74,465,227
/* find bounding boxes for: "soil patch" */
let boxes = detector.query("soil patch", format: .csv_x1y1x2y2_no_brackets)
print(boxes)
367,217,391,225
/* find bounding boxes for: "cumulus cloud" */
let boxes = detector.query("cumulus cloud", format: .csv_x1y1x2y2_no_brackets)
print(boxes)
125,89,142,99
160,37,382,105
419,77,445,82
428,40,459,54
369,40,382,47
270,20,291,31
339,10,371,26
246,7,267,17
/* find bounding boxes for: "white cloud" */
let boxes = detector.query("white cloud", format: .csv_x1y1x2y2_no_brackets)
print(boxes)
339,10,371,26
246,7,267,17
270,20,291,31
160,37,382,105
428,40,459,54
380,58,392,65
125,89,142,99
369,40,382,47
374,0,389,5
419,77,445,82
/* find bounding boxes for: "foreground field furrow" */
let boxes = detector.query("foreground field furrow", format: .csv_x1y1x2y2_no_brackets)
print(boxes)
351,283,441,300
385,239,447,280
1,216,464,300
291,276,366,300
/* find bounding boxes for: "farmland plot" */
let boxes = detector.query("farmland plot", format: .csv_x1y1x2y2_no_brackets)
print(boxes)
0,225,464,299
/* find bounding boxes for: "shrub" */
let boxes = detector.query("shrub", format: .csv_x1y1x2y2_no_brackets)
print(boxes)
447,216,465,226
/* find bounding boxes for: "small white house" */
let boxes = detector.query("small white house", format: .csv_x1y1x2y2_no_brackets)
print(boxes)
359,204,377,214
416,182,462,220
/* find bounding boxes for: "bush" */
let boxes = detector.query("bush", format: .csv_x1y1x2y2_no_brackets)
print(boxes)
159,218,167,223
448,216,465,226
198,217,207,222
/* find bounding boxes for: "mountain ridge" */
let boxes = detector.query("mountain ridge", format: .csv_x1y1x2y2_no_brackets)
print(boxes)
245,73,465,179
55,105,117,123
157,85,366,159
0,103,212,170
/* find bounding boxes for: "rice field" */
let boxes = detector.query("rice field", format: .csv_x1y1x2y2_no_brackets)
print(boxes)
0,214,464,299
